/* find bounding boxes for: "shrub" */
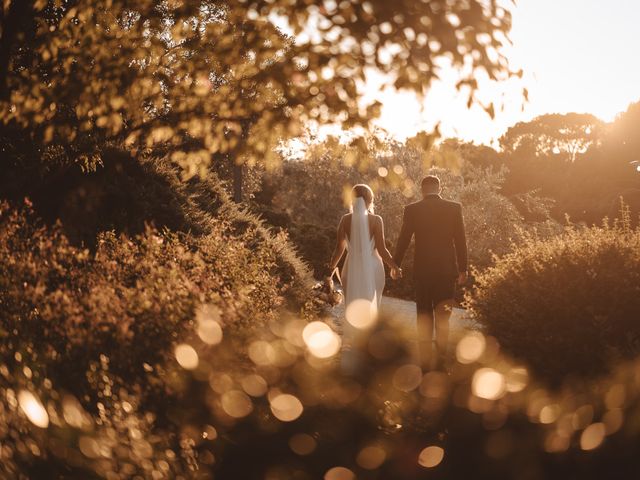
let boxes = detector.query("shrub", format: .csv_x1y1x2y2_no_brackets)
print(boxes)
467,220,640,384
0,143,317,316
260,139,559,302
2,197,294,386
5,199,640,477
0,198,300,478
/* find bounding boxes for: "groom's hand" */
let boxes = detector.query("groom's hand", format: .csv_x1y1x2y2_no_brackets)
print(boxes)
391,267,402,280
457,271,468,285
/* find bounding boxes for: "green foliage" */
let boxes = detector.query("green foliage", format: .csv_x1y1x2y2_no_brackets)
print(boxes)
440,165,561,270
259,136,558,300
0,199,283,385
0,139,317,310
498,105,640,224
467,220,640,384
0,0,516,178
499,113,604,162
0,196,304,476
3,205,640,478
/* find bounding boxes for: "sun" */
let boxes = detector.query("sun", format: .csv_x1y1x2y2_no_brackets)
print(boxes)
369,0,640,145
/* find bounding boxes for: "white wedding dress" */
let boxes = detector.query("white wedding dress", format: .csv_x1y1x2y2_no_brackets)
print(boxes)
340,198,385,371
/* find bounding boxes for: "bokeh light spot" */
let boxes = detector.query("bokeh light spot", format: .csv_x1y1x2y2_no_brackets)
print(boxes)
356,445,386,470
456,332,486,364
289,433,316,455
580,423,606,451
324,466,355,480
221,390,253,418
18,390,49,428
472,368,506,400
418,446,444,468
420,371,449,399
203,425,218,440
539,404,561,424
62,395,92,429
248,340,276,365
605,384,625,409
392,364,423,392
270,393,303,422
175,344,199,370
78,436,101,458
241,374,268,397
197,320,223,345
505,367,528,393
572,405,594,430
345,299,377,329
302,322,341,358
603,408,624,435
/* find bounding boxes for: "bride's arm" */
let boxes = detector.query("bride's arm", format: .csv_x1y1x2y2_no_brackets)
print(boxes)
373,216,399,270
328,215,348,272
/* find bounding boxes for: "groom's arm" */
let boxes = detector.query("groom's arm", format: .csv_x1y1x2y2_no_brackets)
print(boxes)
394,206,414,266
453,203,468,273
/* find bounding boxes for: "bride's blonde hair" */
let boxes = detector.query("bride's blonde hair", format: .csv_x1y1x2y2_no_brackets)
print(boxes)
351,184,375,214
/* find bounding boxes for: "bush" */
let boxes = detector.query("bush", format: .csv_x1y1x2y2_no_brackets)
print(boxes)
5,199,640,477
0,197,299,476
259,138,560,302
467,220,640,384
0,142,323,477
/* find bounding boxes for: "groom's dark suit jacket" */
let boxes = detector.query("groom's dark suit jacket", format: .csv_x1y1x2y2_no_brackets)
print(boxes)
394,194,467,280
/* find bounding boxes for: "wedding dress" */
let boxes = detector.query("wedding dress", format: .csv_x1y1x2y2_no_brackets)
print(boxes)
341,197,385,337
342,198,385,310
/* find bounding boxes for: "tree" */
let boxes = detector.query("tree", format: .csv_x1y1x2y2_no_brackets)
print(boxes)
499,113,604,162
0,0,517,187
603,101,640,166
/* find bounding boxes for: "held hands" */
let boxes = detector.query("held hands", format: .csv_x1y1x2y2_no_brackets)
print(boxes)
390,266,403,280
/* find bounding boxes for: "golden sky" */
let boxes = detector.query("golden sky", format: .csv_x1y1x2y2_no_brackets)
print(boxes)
372,0,640,146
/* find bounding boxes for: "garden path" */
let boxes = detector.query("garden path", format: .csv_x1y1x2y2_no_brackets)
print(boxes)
331,296,479,364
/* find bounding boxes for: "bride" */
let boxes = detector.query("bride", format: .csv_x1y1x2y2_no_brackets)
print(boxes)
328,184,400,328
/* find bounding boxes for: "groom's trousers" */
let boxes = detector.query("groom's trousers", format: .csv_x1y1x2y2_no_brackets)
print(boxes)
414,275,456,314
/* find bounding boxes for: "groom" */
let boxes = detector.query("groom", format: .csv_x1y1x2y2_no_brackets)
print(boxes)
393,175,468,370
